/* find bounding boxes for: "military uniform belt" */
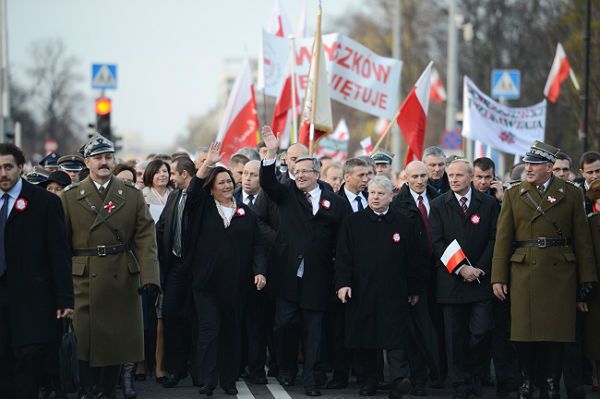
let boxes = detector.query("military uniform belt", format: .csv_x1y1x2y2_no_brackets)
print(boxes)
514,238,570,248
72,244,130,257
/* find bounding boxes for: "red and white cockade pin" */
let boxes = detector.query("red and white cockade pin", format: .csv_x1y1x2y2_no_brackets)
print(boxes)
392,232,401,243
236,207,246,216
320,199,331,209
14,197,28,212
470,214,481,225
547,196,556,203
104,201,116,213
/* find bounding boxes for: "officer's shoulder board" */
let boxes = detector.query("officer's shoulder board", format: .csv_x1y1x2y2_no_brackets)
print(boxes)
122,180,139,190
565,180,580,188
63,182,80,192
505,181,522,191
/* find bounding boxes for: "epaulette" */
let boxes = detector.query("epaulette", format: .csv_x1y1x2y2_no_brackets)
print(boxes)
565,180,580,188
587,211,599,218
506,181,521,190
123,180,137,189
63,182,79,192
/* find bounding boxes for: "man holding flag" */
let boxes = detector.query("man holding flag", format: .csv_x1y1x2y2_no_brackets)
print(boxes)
429,159,499,399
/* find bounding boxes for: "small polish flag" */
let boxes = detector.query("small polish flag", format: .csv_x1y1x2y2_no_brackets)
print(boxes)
440,239,466,274
267,0,293,37
360,136,373,155
397,62,433,165
543,42,580,103
430,68,447,103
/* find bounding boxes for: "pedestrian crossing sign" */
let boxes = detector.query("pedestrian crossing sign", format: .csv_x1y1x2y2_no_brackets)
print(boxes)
91,64,118,90
491,69,520,100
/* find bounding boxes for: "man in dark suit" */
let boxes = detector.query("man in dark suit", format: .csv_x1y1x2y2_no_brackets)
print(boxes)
423,147,450,194
430,159,499,399
0,143,74,399
574,151,600,214
157,156,196,388
278,143,309,185
234,159,274,384
391,160,441,395
260,126,352,396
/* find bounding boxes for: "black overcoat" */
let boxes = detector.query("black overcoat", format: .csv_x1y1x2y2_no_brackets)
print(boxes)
334,208,419,348
156,188,183,284
2,179,73,347
184,176,266,315
260,162,351,311
430,188,498,304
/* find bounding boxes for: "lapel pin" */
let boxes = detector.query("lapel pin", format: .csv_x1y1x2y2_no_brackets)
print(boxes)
15,198,28,212
80,189,85,195
547,196,556,203
118,189,123,195
104,201,116,213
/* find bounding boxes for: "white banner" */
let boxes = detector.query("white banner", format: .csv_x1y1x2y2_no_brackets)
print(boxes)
462,77,546,156
259,30,402,119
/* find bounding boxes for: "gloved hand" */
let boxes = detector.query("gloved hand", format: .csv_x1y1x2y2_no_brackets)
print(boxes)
578,282,597,302
138,283,161,304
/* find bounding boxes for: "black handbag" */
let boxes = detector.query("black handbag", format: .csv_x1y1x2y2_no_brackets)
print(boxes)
59,318,80,393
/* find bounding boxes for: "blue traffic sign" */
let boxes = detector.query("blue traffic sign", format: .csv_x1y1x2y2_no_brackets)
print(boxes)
91,64,118,90
491,69,520,100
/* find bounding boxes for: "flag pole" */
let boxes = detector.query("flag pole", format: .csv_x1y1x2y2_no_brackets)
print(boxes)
372,109,401,154
289,35,299,144
308,2,322,156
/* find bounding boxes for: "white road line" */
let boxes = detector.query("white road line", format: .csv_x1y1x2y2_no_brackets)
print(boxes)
236,380,256,399
266,382,293,399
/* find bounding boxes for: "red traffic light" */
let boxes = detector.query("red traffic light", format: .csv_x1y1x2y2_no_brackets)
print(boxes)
95,97,112,116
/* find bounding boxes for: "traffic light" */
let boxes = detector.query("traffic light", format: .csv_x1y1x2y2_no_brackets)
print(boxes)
95,97,112,139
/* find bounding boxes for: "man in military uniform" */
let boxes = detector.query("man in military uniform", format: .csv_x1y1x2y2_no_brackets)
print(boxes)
61,134,160,398
371,151,394,179
58,154,85,183
24,166,49,185
491,141,598,399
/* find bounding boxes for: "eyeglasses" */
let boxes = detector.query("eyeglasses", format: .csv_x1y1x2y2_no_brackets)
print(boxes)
295,169,316,176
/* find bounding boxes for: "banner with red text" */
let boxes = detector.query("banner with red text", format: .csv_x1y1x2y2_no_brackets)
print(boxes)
260,30,402,119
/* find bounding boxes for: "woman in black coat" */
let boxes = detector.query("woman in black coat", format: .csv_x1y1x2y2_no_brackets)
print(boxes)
185,142,266,396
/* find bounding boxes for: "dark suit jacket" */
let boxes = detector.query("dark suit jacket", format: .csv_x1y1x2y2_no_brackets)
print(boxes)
156,188,184,284
260,162,352,311
430,187,498,304
391,184,439,285
234,187,279,254
336,183,368,211
1,179,73,347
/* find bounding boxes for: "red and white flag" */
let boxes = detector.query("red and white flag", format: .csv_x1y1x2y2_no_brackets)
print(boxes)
316,118,350,162
360,136,373,155
216,59,259,163
298,5,333,149
430,67,447,103
267,0,293,37
397,61,433,165
440,239,466,274
543,42,580,103
271,71,299,149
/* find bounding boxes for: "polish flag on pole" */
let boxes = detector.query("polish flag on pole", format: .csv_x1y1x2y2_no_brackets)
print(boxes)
360,136,373,155
543,42,580,103
440,239,467,274
271,70,299,149
216,59,259,163
298,2,333,153
430,68,447,103
397,61,433,164
268,0,293,37
295,0,307,38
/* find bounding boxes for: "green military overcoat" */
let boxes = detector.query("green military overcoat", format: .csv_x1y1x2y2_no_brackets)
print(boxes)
585,212,600,359
61,176,159,366
491,177,598,342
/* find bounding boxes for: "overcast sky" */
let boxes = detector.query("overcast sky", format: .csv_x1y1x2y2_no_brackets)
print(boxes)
8,0,363,150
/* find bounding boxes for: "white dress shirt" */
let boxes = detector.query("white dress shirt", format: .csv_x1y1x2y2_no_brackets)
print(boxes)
344,188,367,213
454,187,473,209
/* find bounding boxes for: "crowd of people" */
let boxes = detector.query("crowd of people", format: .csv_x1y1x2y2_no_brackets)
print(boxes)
0,126,599,399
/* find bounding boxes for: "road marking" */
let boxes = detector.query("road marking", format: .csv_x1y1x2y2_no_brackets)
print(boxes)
266,382,293,399
237,380,256,399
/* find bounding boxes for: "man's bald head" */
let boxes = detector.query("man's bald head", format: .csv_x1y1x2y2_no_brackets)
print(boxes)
286,143,309,176
405,160,429,194
242,160,261,195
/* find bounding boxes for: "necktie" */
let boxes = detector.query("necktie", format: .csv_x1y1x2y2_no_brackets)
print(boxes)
98,185,106,199
417,195,432,255
537,185,545,194
0,193,10,277
172,191,187,257
305,192,312,207
460,197,468,214
247,194,255,207
355,196,364,211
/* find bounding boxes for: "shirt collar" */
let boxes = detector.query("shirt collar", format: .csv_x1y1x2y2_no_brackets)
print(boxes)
344,187,365,202
372,207,389,216
409,187,427,202
1,178,23,199
454,187,472,204
243,190,259,201
92,177,111,191
540,177,552,191
307,184,321,199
